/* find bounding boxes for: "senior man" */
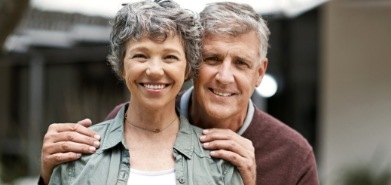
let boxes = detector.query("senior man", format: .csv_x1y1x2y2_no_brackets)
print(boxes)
39,2,319,185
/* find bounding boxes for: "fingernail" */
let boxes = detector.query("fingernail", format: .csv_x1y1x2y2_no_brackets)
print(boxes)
93,141,100,147
200,135,206,140
94,135,101,140
82,118,91,122
89,147,96,153
203,129,209,134
203,142,209,147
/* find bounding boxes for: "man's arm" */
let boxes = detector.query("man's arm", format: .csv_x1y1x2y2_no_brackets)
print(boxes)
200,129,256,185
39,119,100,185
296,150,319,185
39,103,256,185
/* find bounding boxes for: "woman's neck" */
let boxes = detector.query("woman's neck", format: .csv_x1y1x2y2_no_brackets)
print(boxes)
126,98,178,129
124,99,179,171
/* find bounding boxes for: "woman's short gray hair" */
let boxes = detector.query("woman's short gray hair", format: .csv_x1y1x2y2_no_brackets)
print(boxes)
200,2,270,60
108,0,203,79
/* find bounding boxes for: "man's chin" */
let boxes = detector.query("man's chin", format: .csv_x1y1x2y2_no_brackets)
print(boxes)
204,104,235,120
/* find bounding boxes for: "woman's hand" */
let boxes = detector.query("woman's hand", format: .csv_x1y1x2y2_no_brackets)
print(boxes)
200,128,256,185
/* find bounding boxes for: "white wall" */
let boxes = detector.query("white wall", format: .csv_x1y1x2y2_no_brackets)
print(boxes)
320,1,391,184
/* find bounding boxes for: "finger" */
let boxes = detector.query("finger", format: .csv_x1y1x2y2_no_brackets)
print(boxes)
44,130,100,148
200,129,237,142
202,128,234,138
210,149,256,185
77,118,93,127
210,149,255,175
44,141,97,155
43,152,83,165
210,149,244,166
48,122,100,140
201,129,252,148
203,140,251,157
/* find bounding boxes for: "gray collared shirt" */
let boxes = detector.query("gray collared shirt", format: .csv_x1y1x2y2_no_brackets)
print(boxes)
49,104,243,185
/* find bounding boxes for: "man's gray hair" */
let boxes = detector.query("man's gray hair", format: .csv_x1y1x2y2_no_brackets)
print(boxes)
108,0,203,79
200,2,270,60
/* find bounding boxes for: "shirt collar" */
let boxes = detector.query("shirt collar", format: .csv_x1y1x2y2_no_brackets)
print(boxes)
172,114,195,159
101,103,195,159
179,87,254,135
101,104,127,151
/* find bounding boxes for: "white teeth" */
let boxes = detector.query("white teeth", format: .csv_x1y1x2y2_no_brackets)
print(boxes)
144,84,165,90
213,90,232,97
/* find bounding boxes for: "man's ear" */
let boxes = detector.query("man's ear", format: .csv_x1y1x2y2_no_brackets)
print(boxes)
256,58,268,87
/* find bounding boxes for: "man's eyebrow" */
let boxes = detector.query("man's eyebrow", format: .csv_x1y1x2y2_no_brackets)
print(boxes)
202,51,220,56
202,53,222,59
234,55,250,62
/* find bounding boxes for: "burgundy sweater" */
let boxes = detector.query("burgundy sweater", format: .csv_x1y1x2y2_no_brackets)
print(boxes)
103,98,319,185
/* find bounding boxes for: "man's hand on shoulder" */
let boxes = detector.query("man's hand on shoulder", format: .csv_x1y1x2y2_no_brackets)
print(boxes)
40,119,100,185
200,128,256,185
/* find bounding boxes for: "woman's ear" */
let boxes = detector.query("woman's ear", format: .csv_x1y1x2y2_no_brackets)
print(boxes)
119,63,126,80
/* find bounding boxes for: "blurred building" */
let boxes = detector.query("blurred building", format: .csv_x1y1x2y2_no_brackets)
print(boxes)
319,0,391,184
1,0,390,184
0,7,128,182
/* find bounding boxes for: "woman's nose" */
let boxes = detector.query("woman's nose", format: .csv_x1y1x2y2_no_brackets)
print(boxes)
146,59,164,78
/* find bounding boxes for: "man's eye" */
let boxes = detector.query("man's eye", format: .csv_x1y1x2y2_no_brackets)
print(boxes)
235,60,250,68
203,57,219,64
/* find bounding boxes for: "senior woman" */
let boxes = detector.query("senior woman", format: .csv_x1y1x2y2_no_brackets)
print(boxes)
48,0,243,185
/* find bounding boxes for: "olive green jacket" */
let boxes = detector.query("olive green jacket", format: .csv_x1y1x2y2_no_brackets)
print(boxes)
49,104,243,185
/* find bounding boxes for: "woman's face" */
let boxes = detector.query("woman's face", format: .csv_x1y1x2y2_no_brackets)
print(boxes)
122,35,187,109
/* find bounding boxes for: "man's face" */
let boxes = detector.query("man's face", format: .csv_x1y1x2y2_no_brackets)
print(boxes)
193,31,268,121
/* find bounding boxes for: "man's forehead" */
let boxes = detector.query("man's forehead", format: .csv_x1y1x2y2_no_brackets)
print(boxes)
201,32,261,58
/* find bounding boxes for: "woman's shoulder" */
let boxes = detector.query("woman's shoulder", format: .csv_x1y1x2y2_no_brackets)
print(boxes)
90,119,113,136
177,116,244,184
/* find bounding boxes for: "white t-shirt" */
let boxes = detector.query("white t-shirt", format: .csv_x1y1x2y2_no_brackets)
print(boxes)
127,168,176,185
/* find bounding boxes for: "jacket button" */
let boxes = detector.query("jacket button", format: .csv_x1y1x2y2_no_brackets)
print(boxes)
179,178,185,184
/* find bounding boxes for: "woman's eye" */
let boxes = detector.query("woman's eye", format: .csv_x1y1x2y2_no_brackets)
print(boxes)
132,54,146,59
165,55,179,60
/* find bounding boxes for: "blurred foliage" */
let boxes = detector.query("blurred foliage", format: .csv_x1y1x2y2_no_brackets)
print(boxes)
333,156,391,185
0,0,30,49
335,167,391,185
0,154,28,183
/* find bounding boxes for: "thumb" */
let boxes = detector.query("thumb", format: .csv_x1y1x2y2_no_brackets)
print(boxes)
77,118,92,127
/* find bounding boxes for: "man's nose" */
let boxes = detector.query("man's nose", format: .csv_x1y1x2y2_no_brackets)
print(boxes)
215,60,234,84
